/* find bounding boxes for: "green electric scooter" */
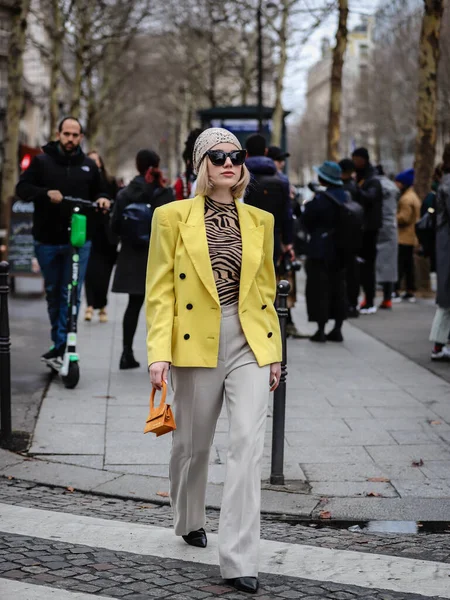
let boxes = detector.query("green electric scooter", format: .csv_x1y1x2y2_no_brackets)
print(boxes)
46,196,96,388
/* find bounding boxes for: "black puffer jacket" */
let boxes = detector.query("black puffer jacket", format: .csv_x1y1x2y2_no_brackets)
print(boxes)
15,141,108,244
111,176,174,295
355,164,383,231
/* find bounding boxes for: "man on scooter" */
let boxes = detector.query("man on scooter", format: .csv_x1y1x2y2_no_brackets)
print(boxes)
15,116,110,367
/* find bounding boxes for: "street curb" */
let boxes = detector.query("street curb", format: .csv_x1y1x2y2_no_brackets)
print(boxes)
2,449,450,522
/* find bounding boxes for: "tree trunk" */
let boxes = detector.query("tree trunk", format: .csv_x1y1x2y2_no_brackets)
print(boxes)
271,0,289,147
413,0,445,201
70,2,92,117
326,0,348,161
0,0,31,239
49,0,63,138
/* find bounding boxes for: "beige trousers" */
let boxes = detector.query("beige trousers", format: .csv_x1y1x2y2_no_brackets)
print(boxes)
170,302,270,579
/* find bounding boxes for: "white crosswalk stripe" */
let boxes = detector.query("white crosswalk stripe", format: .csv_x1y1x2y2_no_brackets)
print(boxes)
1,502,450,598
0,578,117,599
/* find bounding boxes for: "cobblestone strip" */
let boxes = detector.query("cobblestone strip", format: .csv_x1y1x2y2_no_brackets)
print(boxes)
1,478,449,565
0,532,440,600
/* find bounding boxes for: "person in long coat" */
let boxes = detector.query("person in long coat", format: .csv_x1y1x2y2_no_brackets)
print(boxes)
393,169,421,303
111,149,174,369
376,174,399,309
303,161,348,343
84,151,118,323
430,144,450,361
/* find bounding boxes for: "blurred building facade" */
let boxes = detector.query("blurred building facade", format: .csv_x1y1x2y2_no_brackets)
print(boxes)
297,18,374,182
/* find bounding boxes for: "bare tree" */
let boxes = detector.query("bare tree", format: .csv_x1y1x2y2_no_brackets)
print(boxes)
0,0,31,237
326,0,348,161
413,0,445,200
271,0,289,146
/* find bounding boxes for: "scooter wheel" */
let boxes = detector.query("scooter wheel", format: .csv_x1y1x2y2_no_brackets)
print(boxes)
62,361,80,389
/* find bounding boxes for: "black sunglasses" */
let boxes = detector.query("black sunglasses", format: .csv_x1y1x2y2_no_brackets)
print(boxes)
205,149,247,167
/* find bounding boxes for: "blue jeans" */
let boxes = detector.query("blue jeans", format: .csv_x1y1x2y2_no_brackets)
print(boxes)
34,241,91,350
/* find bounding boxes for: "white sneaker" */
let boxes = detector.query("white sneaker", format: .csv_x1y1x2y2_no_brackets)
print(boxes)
431,346,450,361
360,306,377,315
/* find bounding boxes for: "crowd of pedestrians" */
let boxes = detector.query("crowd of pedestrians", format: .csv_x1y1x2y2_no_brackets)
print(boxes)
14,119,450,370
302,145,450,362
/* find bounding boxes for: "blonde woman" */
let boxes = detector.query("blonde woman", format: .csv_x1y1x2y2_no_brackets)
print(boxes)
146,128,282,594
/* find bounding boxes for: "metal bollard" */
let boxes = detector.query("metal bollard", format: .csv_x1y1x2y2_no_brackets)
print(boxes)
0,261,12,445
270,279,290,485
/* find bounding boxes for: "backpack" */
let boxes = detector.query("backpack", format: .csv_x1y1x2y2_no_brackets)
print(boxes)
323,190,364,255
119,184,175,247
415,192,436,258
120,202,153,247
245,173,286,230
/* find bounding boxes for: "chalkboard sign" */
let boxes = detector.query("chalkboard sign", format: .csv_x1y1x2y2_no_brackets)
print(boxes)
8,197,39,276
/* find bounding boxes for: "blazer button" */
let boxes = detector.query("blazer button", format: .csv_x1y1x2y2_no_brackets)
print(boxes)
262,305,267,310
180,273,186,280
184,334,190,340
267,332,273,338
186,303,193,310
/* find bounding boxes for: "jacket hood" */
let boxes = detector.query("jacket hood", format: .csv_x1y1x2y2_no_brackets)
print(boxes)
123,176,150,203
246,156,277,176
42,141,86,166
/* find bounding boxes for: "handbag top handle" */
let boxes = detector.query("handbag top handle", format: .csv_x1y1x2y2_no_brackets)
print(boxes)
150,380,167,411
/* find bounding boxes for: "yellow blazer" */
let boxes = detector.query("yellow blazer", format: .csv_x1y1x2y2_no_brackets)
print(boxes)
146,196,281,368
145,195,282,368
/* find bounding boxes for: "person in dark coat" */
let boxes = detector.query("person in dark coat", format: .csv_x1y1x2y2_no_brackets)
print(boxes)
303,161,348,343
111,149,174,369
267,144,307,339
84,151,119,323
339,158,360,318
420,164,443,273
430,144,450,361
351,147,383,314
15,116,110,365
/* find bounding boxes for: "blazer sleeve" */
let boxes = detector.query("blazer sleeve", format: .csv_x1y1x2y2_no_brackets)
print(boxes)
145,207,176,366
257,213,277,306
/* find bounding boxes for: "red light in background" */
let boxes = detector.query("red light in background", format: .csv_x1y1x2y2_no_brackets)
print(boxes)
20,154,31,170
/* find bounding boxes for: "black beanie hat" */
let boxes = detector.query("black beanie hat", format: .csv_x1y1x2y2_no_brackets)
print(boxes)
352,147,370,162
136,149,160,175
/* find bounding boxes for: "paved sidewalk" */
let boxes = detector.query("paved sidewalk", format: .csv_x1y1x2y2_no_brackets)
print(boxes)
3,286,450,520
351,297,450,384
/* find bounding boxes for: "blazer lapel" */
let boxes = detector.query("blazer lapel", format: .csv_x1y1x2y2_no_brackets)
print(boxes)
179,196,221,306
236,202,265,307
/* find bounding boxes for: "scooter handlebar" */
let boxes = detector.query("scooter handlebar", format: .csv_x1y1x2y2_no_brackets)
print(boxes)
63,196,111,213
63,196,97,208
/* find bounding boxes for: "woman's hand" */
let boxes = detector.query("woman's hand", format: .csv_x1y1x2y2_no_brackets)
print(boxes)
149,361,170,390
270,362,281,392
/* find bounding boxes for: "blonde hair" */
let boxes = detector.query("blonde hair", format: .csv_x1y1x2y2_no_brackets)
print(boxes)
195,158,250,199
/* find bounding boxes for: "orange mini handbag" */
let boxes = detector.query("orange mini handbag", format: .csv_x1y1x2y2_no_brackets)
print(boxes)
144,381,176,437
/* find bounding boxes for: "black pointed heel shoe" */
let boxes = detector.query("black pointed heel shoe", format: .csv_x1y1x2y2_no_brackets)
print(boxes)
182,528,207,548
225,577,259,594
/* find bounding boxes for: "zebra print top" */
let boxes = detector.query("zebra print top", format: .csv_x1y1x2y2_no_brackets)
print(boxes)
204,196,242,305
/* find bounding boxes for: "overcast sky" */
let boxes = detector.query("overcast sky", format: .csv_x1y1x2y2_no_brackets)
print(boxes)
283,0,380,122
